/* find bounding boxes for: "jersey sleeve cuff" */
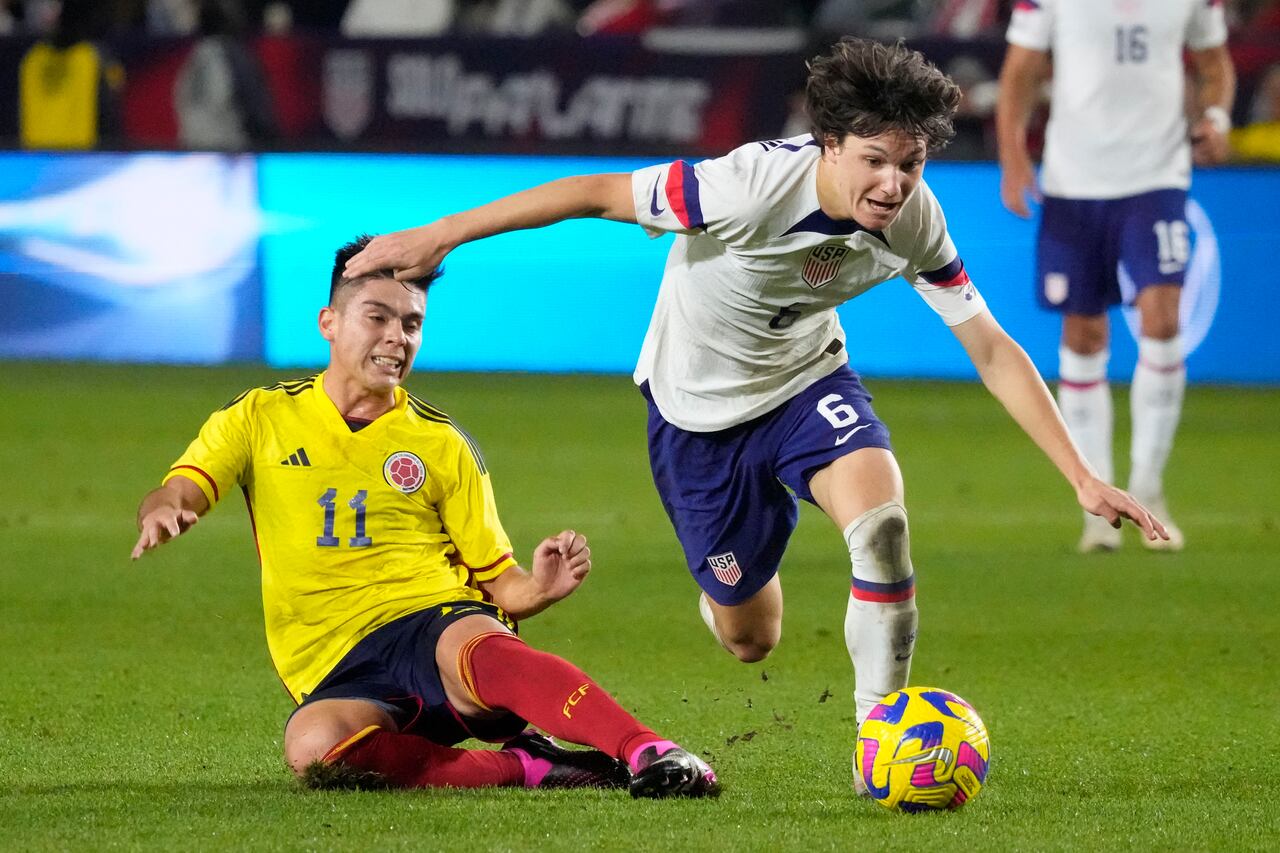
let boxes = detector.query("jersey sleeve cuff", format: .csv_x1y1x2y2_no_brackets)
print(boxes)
163,465,221,504
941,292,988,327
468,552,517,583
632,165,667,238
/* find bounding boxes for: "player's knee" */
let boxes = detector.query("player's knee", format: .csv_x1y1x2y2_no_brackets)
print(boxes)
720,626,779,663
1139,312,1180,341
708,606,780,663
284,701,391,777
1062,317,1109,355
284,728,342,776
1136,286,1181,339
844,501,912,584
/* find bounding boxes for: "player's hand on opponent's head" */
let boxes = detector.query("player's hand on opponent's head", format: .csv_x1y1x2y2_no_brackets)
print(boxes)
130,507,199,560
530,529,592,602
343,224,451,283
1075,479,1170,543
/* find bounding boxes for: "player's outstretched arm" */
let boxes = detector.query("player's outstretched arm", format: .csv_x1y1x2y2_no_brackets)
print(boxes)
479,530,591,621
995,44,1050,218
131,475,210,560
343,174,637,282
950,311,1170,543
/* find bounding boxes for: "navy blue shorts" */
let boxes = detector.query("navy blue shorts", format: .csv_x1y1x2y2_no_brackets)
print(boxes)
1037,188,1188,315
643,364,892,606
293,601,524,746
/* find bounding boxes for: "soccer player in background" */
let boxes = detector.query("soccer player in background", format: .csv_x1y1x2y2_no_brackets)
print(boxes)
343,39,1167,789
996,0,1236,552
130,236,717,798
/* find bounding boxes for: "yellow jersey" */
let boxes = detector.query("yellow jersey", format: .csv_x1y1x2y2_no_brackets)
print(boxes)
163,373,517,702
19,41,117,150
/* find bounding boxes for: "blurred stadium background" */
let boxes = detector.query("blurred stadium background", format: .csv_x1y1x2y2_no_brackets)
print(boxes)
2,1,1278,850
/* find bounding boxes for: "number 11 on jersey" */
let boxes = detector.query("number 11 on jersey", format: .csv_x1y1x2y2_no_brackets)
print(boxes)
316,488,373,547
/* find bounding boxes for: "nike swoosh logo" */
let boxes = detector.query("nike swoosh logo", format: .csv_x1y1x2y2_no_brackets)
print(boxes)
834,424,871,446
650,178,666,216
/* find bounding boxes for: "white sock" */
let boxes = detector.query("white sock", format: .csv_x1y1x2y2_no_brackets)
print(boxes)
698,592,728,650
1129,335,1185,500
1058,346,1113,485
843,502,918,726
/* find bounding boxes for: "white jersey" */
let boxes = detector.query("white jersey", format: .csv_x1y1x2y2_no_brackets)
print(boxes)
1007,0,1227,199
631,135,987,432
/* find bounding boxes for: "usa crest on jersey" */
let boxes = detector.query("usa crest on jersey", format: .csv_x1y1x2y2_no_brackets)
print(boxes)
707,551,743,586
801,245,849,288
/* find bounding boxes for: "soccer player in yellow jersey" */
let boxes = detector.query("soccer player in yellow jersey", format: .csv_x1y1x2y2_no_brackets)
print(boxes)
131,235,717,798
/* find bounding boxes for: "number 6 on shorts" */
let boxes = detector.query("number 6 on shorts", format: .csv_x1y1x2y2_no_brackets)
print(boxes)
817,393,860,429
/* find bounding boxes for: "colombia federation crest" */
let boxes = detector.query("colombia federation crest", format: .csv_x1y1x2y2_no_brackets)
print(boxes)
383,451,426,494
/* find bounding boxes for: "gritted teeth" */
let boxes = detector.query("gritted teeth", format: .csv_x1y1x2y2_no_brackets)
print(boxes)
372,355,402,368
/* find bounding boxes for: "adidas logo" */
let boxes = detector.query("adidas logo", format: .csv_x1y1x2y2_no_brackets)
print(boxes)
281,448,312,467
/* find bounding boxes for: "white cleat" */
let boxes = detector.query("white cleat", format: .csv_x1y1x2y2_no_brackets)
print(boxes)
1137,496,1185,552
851,746,870,797
1078,514,1122,553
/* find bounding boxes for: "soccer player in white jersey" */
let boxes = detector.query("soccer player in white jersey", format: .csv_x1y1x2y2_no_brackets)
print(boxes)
996,0,1236,552
345,38,1168,782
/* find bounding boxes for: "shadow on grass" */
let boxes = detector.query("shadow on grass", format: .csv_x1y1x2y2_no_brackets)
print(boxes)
2,779,635,803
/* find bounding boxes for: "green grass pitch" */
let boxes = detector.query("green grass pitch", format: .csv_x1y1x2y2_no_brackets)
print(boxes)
1,362,1277,851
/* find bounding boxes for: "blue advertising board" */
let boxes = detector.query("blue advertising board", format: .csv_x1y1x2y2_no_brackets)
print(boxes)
258,154,1280,384
1,150,1277,384
257,153,671,373
0,153,263,364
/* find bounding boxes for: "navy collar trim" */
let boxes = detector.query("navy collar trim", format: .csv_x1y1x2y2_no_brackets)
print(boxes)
782,209,888,246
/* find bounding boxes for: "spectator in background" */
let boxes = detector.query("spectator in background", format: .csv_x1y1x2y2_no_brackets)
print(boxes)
174,0,277,150
576,0,670,34
148,0,200,34
577,0,800,34
18,0,124,149
810,0,926,41
341,0,455,36
928,0,1008,38
455,0,577,35
663,0,803,27
1232,64,1280,162
241,0,349,31
812,0,1011,42
21,0,63,34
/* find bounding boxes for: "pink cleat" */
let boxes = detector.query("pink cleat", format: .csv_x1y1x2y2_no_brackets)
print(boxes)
503,730,630,790
628,742,720,799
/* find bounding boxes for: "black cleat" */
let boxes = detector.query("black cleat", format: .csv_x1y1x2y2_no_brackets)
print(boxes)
502,730,631,790
629,746,720,799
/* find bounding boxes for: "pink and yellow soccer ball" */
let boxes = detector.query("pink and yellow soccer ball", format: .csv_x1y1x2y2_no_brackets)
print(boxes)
854,687,991,812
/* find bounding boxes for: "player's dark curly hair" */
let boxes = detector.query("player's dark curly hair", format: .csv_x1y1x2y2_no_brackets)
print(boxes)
805,38,961,153
329,234,443,306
